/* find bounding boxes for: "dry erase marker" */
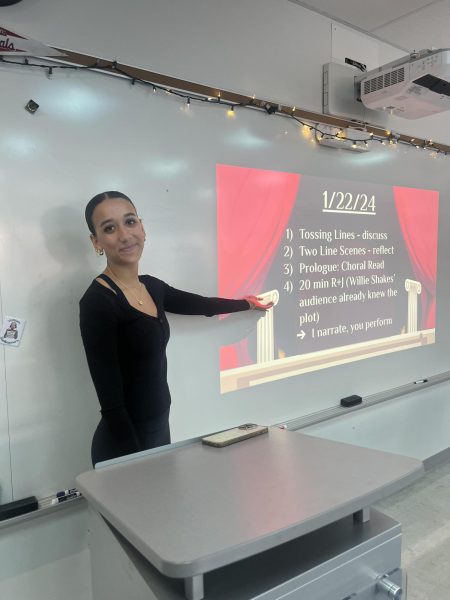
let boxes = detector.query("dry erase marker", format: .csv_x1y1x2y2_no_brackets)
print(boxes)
51,492,82,505
56,488,78,498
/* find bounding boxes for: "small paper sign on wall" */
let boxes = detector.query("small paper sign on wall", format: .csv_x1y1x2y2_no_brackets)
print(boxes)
0,25,64,56
0,316,26,347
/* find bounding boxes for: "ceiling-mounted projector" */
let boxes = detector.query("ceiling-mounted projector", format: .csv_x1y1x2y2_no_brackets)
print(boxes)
356,49,450,119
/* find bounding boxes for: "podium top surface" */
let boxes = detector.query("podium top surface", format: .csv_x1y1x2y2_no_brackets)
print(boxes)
76,428,423,578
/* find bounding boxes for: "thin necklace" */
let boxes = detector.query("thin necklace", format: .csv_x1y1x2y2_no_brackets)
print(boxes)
105,267,144,306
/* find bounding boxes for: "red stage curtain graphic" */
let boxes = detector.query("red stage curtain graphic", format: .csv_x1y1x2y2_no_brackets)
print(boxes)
393,186,439,329
217,165,300,370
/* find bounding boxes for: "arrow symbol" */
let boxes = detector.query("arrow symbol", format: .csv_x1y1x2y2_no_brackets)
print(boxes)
296,330,306,339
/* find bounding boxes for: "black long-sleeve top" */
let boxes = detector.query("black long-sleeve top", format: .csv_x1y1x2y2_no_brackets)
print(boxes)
79,275,249,456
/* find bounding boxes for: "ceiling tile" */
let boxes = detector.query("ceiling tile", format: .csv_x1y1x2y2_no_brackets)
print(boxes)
289,0,442,32
374,1,450,51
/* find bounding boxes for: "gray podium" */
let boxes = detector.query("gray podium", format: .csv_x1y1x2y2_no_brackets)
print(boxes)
76,428,423,600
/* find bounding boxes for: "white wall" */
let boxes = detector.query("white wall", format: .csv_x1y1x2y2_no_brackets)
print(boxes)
2,0,449,144
2,0,330,110
0,2,447,599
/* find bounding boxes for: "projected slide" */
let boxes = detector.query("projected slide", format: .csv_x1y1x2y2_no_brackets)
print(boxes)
217,165,438,394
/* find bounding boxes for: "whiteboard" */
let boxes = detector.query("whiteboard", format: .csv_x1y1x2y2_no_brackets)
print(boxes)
1,59,449,501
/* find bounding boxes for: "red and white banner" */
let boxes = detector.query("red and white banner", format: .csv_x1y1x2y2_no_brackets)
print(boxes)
0,25,64,56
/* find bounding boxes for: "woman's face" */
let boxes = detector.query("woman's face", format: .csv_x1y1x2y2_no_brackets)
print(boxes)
90,198,146,267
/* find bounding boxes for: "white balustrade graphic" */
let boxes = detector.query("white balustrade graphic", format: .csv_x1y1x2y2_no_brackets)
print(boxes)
256,290,279,363
405,279,422,333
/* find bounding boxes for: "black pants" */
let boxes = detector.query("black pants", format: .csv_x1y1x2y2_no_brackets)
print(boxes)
91,411,171,466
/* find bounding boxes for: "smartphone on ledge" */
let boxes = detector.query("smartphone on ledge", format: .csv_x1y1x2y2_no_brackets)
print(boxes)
202,424,268,447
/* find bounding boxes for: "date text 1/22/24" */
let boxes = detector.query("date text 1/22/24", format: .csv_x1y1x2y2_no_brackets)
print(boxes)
323,191,376,215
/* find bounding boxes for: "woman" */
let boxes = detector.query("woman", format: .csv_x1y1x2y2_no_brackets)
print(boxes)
80,191,272,465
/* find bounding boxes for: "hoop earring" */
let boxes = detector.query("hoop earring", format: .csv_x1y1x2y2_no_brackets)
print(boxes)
95,248,104,256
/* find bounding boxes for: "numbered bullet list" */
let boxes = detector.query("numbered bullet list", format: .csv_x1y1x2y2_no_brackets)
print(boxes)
281,227,399,342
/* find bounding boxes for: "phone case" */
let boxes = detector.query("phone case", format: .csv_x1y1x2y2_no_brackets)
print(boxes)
202,424,268,447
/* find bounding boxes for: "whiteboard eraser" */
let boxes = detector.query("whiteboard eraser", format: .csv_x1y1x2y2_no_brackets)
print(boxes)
340,395,362,407
0,496,38,521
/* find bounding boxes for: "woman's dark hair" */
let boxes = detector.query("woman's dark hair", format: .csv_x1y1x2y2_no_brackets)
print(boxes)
85,191,137,235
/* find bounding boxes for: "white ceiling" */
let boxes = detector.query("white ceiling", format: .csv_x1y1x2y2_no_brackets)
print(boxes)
289,0,450,51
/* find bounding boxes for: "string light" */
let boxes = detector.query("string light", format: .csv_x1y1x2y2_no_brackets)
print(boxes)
301,124,312,139
0,54,446,158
